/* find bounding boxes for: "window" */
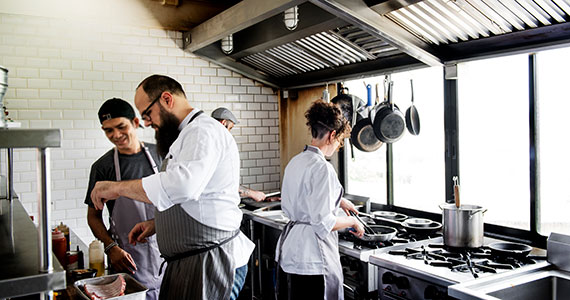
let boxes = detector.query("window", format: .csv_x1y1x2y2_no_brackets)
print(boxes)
344,67,445,208
457,54,529,230
536,47,570,236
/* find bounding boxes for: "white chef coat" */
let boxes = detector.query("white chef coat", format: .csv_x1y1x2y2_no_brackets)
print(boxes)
142,109,254,267
277,145,344,275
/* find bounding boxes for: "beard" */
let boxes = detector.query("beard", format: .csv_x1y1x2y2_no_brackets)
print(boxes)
155,107,181,158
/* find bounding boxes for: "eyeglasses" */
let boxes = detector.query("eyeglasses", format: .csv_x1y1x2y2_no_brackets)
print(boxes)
141,92,162,122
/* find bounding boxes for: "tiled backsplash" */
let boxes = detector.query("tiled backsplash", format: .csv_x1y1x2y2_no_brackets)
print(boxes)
0,13,280,243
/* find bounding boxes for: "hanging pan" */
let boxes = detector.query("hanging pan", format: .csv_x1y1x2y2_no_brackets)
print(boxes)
351,83,382,152
369,79,406,143
405,79,420,135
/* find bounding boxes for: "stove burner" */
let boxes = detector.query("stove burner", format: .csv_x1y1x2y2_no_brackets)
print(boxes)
386,243,538,279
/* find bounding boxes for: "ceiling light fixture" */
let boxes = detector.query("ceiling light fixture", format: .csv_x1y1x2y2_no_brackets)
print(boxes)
221,34,233,54
284,6,299,31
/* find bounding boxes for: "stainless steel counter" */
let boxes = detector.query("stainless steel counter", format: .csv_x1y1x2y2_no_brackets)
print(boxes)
0,198,66,298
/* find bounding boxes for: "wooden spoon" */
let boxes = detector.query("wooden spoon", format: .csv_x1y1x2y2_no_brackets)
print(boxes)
453,176,460,208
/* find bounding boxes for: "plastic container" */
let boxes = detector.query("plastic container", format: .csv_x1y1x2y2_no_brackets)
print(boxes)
52,228,67,267
73,273,148,300
89,240,105,277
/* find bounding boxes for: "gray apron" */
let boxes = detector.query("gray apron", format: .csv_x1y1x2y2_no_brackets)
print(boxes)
155,204,239,300
111,145,162,300
276,145,345,300
153,109,240,300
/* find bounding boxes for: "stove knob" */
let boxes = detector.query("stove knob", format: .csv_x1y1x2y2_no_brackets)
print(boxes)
424,285,441,299
382,272,395,284
395,276,409,289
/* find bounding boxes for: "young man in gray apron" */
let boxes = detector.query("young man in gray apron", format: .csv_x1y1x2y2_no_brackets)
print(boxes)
90,75,254,300
85,98,163,300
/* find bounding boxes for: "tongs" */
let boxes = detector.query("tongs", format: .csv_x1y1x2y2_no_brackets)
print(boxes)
349,210,375,235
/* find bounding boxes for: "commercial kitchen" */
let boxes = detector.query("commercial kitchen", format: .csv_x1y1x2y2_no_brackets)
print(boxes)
1,0,570,299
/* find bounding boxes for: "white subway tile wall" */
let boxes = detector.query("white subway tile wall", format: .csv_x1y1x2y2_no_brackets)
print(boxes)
0,13,280,244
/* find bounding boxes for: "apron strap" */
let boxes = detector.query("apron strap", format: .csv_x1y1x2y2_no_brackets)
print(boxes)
158,229,240,276
188,110,204,125
275,220,310,300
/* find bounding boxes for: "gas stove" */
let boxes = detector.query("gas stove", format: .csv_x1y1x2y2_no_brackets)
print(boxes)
338,216,441,300
369,237,546,300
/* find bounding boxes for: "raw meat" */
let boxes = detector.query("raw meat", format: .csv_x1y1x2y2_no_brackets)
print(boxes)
84,274,126,300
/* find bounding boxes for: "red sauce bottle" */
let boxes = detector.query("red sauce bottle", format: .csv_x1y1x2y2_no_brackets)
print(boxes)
52,228,67,267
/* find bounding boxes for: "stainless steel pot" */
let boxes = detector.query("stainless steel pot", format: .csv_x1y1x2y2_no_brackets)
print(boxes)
439,203,487,248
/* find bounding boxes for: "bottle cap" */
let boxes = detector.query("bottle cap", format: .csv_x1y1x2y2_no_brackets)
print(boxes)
52,228,64,239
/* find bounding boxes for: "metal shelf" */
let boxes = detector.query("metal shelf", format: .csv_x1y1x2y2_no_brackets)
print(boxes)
0,128,63,299
0,198,66,298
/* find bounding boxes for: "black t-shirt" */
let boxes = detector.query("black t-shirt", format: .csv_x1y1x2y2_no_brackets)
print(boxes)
84,143,162,216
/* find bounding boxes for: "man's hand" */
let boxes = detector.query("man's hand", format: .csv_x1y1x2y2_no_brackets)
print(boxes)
90,181,119,210
108,246,137,274
249,190,267,202
128,219,156,245
339,198,359,216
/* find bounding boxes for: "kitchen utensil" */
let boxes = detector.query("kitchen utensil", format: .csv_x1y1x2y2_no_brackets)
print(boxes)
370,210,408,222
405,79,420,135
403,218,433,228
488,242,533,259
439,203,487,248
453,176,460,208
331,87,365,127
370,79,406,143
360,212,441,235
349,210,375,234
359,225,398,242
350,83,382,152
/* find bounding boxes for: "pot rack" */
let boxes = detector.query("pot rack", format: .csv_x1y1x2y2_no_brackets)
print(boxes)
0,128,65,299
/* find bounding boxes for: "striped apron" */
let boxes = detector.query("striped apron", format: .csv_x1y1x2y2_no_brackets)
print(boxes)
155,204,239,300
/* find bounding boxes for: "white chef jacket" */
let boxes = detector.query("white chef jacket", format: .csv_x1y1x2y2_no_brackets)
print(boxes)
142,109,254,267
277,145,343,275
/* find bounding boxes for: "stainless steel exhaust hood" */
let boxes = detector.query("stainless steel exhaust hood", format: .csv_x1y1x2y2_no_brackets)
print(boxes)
184,0,570,89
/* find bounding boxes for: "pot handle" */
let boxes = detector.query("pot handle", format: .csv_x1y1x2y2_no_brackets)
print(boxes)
469,208,488,216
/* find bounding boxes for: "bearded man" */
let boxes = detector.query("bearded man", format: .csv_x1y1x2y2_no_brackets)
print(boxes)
89,75,254,300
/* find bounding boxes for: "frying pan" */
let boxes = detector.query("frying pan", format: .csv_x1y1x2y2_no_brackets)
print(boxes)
488,242,532,259
331,87,365,127
405,79,420,135
360,212,442,235
348,211,398,242
370,80,406,143
350,83,382,152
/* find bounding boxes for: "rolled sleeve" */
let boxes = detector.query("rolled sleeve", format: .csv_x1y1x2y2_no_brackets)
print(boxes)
142,173,173,211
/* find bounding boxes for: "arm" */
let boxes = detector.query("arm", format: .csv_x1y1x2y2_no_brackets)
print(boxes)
333,215,364,237
91,180,149,210
239,186,266,202
86,207,137,273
